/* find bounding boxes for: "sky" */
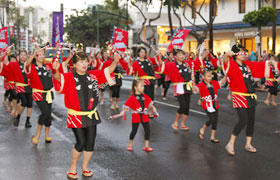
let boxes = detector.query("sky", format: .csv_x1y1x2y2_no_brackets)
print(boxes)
19,0,105,14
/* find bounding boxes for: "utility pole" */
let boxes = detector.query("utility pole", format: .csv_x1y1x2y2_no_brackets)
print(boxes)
126,0,129,31
257,0,262,56
60,3,63,12
209,0,214,53
272,0,276,54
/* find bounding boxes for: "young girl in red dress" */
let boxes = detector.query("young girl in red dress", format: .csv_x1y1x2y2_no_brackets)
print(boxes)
193,70,226,143
120,79,158,152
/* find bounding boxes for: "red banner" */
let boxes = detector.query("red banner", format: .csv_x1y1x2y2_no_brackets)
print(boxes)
111,27,128,52
168,29,190,52
0,27,9,51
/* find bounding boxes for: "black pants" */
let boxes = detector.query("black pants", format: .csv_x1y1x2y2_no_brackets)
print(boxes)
267,82,278,96
36,100,52,127
4,90,9,98
157,76,165,88
130,122,150,140
205,110,218,130
17,92,33,108
72,125,97,152
163,81,171,97
177,94,191,115
144,84,155,101
233,107,255,137
111,85,121,98
8,89,17,102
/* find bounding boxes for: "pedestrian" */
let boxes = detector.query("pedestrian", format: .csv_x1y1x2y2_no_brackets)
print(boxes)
264,54,279,106
222,44,278,155
159,49,195,131
193,70,226,143
52,51,119,179
119,79,158,152
25,49,54,145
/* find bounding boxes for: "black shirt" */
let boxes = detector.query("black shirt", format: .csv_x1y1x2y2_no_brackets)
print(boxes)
35,64,53,90
76,73,89,110
175,61,192,94
19,61,32,93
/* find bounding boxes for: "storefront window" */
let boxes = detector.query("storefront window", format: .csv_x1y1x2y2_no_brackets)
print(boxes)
157,26,172,45
239,0,246,13
213,39,230,55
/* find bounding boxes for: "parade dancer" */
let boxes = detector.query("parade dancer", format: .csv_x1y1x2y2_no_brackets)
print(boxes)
159,49,195,131
128,47,159,117
0,50,18,116
25,49,55,145
197,49,219,81
2,50,33,127
52,52,119,179
162,51,173,100
264,55,279,106
102,55,128,109
193,70,226,143
119,79,158,152
223,45,277,155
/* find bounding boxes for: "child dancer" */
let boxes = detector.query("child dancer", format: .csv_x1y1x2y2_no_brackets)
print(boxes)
120,79,158,152
193,70,226,143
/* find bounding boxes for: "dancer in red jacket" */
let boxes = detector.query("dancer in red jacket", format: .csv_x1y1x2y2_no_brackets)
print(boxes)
223,44,277,155
120,79,158,152
159,49,195,131
193,70,226,143
53,51,119,179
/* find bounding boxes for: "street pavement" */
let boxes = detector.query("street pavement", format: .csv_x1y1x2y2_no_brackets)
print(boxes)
0,78,280,180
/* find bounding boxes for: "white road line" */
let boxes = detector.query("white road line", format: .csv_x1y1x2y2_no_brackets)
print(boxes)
51,112,62,122
154,100,207,116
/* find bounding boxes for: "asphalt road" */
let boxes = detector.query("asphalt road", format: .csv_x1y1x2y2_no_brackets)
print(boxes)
0,79,279,180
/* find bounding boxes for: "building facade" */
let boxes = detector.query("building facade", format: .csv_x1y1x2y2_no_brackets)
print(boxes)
131,0,280,55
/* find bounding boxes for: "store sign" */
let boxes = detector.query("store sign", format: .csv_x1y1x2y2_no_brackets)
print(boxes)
234,31,256,37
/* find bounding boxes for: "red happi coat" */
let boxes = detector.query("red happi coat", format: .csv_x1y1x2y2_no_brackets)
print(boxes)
123,93,153,124
223,60,269,108
53,67,115,128
161,61,193,96
196,80,221,110
0,62,17,90
265,65,279,86
25,63,54,101
128,58,157,85
196,56,218,72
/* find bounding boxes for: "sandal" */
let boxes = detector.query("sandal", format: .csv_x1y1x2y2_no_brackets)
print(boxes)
67,172,78,179
245,146,257,153
126,145,133,151
142,147,153,152
32,136,39,145
45,137,52,143
275,130,280,134
82,170,93,177
199,129,204,140
172,124,178,130
180,125,190,131
210,139,220,143
225,145,235,156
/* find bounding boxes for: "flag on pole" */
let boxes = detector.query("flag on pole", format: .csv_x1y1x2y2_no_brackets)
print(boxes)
0,27,9,51
111,27,128,52
167,29,190,52
52,12,64,47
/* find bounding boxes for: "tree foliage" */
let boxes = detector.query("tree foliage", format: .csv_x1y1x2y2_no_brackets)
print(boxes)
243,7,278,27
64,0,131,47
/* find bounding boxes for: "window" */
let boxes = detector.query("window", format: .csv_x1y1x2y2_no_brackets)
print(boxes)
239,0,246,13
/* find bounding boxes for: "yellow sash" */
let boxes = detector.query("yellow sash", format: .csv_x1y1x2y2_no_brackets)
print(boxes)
8,81,15,84
232,91,257,99
115,73,123,79
266,78,277,82
140,76,155,80
68,108,98,120
173,82,193,91
15,82,29,87
32,88,53,104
